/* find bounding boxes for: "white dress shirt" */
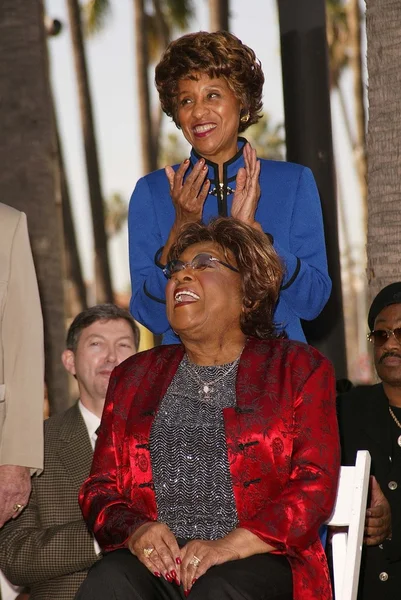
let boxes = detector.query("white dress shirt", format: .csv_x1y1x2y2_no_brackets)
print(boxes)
78,401,101,556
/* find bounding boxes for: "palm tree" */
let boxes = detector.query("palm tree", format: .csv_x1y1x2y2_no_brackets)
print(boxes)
85,0,193,172
209,0,229,31
326,0,369,380
66,0,114,304
133,0,158,173
326,0,367,223
0,0,69,413
56,120,88,314
365,0,401,299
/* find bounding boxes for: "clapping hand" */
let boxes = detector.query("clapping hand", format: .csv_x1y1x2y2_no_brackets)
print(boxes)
165,158,210,228
231,143,262,231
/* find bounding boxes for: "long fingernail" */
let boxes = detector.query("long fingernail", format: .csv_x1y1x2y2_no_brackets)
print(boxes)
170,570,177,579
176,557,182,565
192,578,197,585
184,592,189,598
165,573,173,582
154,571,161,577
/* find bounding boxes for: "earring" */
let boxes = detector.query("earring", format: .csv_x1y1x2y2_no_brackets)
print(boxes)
240,112,250,124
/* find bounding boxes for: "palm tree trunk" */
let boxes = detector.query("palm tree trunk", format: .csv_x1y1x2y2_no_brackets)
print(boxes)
0,0,69,413
347,0,368,234
66,0,114,303
56,121,88,314
366,0,401,300
209,0,230,31
133,0,157,174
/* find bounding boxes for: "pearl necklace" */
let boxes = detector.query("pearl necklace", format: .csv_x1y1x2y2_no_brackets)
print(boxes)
388,406,401,447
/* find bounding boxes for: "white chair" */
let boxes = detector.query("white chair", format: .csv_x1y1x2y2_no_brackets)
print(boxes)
326,450,371,600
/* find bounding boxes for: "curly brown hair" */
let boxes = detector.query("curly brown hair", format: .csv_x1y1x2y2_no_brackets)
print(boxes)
155,31,264,133
167,218,284,339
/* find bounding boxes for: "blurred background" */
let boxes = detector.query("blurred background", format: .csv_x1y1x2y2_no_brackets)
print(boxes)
1,0,376,412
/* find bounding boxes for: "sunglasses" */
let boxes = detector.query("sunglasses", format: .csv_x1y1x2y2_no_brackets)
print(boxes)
163,252,239,279
367,328,401,347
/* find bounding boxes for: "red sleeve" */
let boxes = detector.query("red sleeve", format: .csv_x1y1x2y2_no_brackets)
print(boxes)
78,371,152,553
239,357,340,556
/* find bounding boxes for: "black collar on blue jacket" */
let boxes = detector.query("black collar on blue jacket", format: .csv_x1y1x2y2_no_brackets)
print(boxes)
189,137,247,217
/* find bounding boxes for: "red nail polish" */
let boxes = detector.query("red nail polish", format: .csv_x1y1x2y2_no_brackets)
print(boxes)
153,571,161,577
192,578,197,585
184,592,189,598
170,570,177,578
165,573,173,582
176,557,182,565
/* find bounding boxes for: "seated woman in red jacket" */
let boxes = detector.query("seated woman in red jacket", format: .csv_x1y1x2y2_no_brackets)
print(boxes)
76,218,340,600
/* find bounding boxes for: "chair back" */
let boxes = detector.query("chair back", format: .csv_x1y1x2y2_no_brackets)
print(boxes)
327,450,371,600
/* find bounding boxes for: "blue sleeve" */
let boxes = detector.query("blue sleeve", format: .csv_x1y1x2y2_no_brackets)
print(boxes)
273,167,331,321
128,176,170,335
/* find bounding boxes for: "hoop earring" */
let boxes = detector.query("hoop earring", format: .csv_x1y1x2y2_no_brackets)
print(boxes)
240,112,250,124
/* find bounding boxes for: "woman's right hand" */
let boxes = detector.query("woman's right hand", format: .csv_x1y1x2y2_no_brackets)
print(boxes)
128,521,181,584
165,158,210,227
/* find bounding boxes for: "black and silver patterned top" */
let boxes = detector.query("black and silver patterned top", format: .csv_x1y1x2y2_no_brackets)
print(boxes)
149,355,239,540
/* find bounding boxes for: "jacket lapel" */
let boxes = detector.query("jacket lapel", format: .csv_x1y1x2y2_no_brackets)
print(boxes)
360,384,392,458
57,404,93,490
130,344,185,434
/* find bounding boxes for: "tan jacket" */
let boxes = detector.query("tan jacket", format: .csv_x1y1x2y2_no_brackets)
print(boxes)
0,203,44,472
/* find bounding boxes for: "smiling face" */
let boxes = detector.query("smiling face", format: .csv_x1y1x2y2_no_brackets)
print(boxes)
373,304,401,392
176,73,242,166
62,319,137,415
166,241,244,343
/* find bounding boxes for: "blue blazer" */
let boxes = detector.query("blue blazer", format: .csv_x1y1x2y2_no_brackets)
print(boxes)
128,138,331,344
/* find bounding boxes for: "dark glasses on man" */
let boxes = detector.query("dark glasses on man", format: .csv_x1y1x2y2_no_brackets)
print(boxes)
163,252,239,279
367,328,401,347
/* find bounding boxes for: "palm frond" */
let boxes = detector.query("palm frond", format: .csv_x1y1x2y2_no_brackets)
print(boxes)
166,0,194,29
83,0,111,36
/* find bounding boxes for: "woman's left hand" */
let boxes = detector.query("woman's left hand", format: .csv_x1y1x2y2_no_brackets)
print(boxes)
180,538,239,593
231,143,262,231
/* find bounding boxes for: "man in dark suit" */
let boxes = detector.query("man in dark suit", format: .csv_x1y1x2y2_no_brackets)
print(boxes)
0,304,139,600
338,282,401,600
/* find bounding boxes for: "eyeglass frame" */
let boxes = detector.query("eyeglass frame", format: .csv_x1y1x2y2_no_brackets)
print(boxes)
367,327,401,347
162,252,240,279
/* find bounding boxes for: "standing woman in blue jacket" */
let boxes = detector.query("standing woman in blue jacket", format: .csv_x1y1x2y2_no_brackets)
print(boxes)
128,31,331,344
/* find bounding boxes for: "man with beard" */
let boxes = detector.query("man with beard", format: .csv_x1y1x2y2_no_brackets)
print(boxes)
0,304,139,600
338,282,401,600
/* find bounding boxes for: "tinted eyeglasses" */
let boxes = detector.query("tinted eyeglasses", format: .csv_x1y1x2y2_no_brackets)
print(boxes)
367,328,401,347
163,252,239,279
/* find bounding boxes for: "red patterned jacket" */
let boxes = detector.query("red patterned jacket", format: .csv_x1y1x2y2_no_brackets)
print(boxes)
79,337,340,600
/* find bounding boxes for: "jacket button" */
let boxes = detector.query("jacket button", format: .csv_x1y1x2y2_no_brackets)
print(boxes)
379,572,389,582
388,481,398,490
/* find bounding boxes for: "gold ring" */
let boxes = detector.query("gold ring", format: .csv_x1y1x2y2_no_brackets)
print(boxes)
143,547,154,558
13,503,24,513
189,555,201,568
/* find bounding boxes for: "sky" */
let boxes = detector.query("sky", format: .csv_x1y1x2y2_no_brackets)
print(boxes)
44,0,366,302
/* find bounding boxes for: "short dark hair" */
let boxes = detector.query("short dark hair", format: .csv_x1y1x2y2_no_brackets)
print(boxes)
155,31,264,133
66,304,140,353
167,218,284,339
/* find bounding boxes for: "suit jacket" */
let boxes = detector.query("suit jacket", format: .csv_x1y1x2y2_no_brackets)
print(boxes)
338,384,401,600
0,404,99,600
0,203,44,472
80,338,340,600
